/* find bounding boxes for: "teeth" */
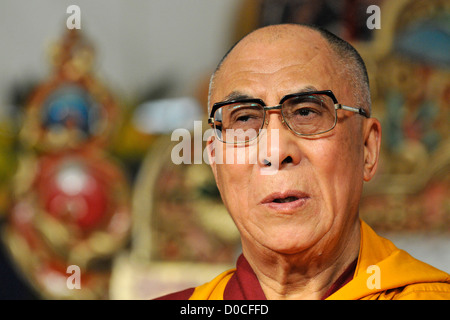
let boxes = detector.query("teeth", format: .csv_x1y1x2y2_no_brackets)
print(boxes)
273,196,298,203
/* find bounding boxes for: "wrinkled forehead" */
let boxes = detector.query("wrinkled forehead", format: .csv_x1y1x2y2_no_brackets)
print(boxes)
210,26,340,104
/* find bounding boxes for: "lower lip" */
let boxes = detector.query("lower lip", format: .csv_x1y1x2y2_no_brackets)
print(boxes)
263,197,309,213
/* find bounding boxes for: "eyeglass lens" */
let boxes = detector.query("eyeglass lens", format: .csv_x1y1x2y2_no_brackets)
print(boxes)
214,93,336,143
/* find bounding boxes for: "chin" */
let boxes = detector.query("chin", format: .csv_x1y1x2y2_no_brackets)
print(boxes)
257,224,325,255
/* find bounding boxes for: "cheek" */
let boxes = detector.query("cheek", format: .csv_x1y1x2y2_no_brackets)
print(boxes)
214,143,258,195
215,163,253,216
311,126,365,217
214,144,264,236
212,141,258,221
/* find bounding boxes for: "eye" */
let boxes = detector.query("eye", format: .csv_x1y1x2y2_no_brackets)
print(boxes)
229,105,262,123
294,107,320,117
236,114,257,122
235,112,252,122
283,94,329,120
289,104,323,121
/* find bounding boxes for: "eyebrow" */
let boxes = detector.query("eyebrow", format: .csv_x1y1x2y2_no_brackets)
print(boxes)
290,85,319,95
222,91,254,102
222,85,320,103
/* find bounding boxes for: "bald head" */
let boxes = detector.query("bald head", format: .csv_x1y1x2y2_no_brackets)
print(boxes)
208,24,371,115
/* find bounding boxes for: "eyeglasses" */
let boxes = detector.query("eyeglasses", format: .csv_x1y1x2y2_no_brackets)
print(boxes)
208,90,369,144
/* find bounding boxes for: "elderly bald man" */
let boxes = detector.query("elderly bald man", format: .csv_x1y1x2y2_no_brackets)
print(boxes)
156,24,450,300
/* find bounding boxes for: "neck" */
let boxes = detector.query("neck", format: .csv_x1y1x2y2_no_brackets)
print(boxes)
242,220,360,300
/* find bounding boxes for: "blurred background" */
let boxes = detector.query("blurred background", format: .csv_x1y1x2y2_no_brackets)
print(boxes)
0,0,448,299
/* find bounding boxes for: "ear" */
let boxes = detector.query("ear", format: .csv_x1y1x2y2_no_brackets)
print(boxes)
363,118,382,182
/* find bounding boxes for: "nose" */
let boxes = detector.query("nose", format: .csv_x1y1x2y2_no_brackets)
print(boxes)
258,112,302,172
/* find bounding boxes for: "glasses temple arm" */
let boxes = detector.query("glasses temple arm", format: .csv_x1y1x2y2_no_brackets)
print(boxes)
335,104,369,118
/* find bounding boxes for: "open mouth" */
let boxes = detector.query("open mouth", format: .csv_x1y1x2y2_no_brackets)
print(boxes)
261,191,310,211
263,192,309,213
272,196,299,203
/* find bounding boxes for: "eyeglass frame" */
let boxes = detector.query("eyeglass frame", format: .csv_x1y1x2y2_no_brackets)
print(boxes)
208,90,369,143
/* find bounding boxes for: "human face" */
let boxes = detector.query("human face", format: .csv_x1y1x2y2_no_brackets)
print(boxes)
208,28,377,257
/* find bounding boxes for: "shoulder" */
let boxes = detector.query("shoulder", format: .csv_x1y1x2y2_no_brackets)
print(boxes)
152,268,236,300
153,287,195,300
391,282,450,300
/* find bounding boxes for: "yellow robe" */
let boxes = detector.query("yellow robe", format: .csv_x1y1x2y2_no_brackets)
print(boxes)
189,220,450,300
